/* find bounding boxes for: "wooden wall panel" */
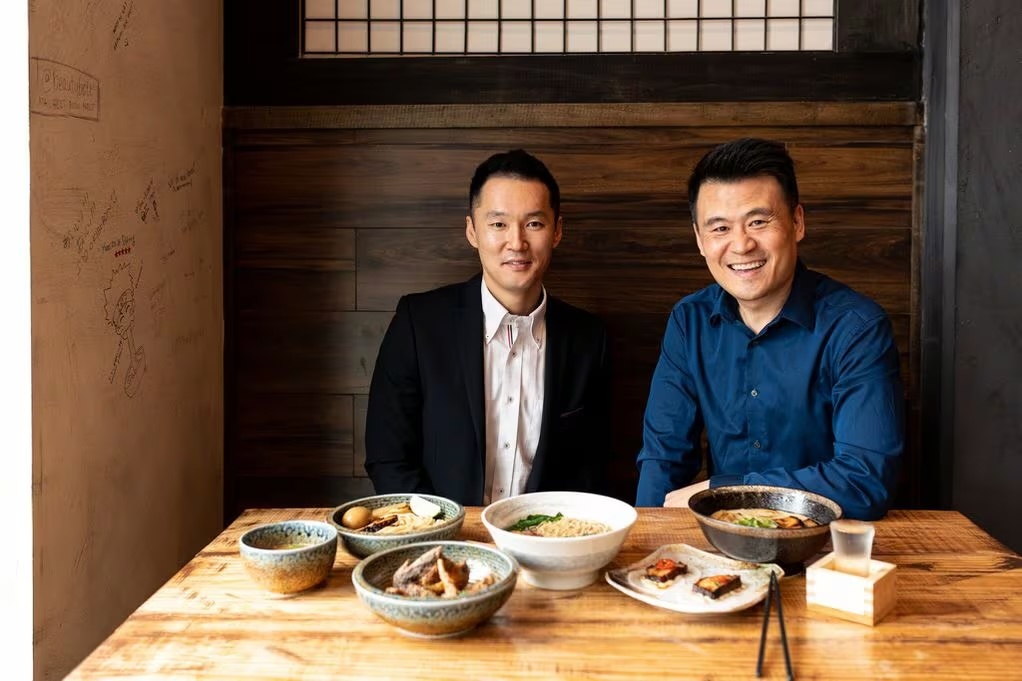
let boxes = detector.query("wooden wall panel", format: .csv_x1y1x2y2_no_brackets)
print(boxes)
225,106,921,518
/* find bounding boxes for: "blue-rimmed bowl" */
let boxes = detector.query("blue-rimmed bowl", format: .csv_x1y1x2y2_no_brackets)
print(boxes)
352,540,518,638
328,494,465,558
238,520,338,594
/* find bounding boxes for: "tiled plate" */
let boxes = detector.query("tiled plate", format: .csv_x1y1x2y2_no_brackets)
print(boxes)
606,543,783,614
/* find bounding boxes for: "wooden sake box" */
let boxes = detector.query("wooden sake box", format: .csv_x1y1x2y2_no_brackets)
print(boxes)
805,552,897,626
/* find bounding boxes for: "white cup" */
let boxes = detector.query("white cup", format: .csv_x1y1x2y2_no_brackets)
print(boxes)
830,519,875,577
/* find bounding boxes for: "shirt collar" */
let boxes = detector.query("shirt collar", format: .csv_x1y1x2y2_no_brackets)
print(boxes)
709,259,814,330
481,280,547,347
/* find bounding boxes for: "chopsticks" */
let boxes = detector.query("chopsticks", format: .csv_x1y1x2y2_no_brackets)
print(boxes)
756,571,794,680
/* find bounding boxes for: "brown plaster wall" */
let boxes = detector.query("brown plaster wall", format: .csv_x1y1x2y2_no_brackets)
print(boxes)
29,1,222,677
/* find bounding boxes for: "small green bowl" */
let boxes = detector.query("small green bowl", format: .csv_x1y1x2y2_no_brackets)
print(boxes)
352,540,518,638
239,520,338,594
328,494,465,558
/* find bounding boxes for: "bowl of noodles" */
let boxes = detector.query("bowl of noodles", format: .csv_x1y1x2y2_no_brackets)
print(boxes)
328,493,465,558
688,485,843,573
481,491,637,590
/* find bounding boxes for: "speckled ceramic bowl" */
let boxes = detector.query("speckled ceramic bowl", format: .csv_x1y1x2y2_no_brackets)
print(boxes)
352,540,518,638
481,491,638,590
689,485,843,572
328,494,465,558
238,520,338,594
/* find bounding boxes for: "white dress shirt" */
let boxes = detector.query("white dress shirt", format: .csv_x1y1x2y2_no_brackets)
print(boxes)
480,281,547,505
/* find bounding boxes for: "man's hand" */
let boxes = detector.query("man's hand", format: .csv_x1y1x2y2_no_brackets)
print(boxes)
663,479,710,508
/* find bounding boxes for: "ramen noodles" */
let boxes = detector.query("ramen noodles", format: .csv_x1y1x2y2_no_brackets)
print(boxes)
344,501,445,535
710,508,820,529
506,512,611,537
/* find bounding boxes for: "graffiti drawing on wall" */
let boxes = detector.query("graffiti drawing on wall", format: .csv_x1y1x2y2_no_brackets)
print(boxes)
105,261,146,397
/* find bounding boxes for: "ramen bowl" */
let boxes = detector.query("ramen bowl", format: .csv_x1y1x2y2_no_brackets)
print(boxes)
353,540,518,638
238,520,338,594
689,485,843,573
481,491,638,590
328,493,465,558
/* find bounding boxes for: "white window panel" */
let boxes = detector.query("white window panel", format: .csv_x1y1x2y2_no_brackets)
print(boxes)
566,21,598,51
306,0,336,19
700,19,732,50
403,21,433,51
305,21,336,51
668,19,697,51
734,18,765,50
536,5,564,19
602,0,631,20
802,18,833,50
634,20,665,50
436,0,465,19
338,21,369,52
535,21,565,51
735,0,765,18
504,0,532,20
601,20,631,51
370,0,400,20
469,0,498,19
701,0,732,19
403,0,432,20
435,21,466,51
768,0,801,17
502,21,532,52
567,0,598,20
669,0,699,19
467,20,499,51
370,21,401,51
634,0,665,19
338,0,367,19
803,0,834,17
766,18,799,49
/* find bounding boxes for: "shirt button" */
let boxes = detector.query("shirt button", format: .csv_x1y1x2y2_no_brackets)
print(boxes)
507,396,513,403
511,351,517,358
503,442,510,449
750,389,758,397
753,440,761,449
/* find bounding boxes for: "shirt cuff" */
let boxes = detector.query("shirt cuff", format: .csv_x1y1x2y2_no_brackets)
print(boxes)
709,474,744,488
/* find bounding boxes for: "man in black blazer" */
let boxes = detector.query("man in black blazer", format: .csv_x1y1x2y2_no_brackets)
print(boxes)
365,150,612,506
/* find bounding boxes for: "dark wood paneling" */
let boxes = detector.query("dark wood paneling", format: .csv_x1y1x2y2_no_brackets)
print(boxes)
225,109,921,517
236,394,354,477
236,311,392,394
837,0,921,52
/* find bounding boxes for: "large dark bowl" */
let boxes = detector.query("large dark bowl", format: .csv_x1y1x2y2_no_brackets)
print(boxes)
689,485,843,571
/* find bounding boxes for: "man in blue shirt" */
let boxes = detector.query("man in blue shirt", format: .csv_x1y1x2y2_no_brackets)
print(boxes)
635,138,903,520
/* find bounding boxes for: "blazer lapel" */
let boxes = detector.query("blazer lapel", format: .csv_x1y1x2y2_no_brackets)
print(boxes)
456,277,486,471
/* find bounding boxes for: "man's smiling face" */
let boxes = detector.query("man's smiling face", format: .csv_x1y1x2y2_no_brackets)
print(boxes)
692,175,804,325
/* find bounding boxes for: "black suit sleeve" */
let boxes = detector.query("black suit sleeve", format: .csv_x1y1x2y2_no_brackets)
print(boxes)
364,296,433,494
585,324,614,495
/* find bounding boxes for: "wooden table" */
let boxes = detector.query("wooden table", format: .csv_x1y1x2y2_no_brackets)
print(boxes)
69,509,1022,680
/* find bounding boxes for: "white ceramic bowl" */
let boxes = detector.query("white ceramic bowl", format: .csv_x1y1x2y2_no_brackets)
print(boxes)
481,491,637,590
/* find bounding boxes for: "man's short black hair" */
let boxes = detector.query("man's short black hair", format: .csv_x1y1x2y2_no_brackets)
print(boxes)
468,149,560,219
687,138,800,223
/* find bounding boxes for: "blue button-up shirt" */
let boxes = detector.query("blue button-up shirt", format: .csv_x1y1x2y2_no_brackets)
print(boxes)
636,262,904,520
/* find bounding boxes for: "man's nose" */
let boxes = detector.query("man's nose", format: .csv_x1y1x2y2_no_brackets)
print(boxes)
507,224,527,249
730,227,755,253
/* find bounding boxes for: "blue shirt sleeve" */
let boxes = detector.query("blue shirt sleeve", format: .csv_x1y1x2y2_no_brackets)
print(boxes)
635,309,705,506
731,315,904,520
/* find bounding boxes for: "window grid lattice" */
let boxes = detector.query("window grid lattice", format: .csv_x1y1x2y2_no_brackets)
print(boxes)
302,0,835,56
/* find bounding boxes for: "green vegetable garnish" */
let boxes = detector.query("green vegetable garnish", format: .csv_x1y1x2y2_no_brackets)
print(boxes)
737,517,778,528
507,512,564,532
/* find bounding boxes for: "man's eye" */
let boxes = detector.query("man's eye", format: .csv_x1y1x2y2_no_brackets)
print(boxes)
490,222,506,229
710,225,729,233
527,221,545,229
749,219,767,227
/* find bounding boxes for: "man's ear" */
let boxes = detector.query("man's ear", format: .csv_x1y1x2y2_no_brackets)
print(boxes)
465,215,479,248
692,222,705,257
552,216,563,249
793,204,806,243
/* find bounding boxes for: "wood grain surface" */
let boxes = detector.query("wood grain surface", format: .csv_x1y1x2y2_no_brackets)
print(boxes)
68,509,1022,680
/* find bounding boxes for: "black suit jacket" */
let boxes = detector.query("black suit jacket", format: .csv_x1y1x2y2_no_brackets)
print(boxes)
365,274,613,505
